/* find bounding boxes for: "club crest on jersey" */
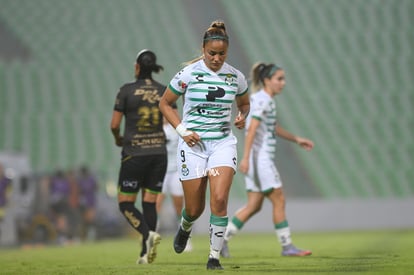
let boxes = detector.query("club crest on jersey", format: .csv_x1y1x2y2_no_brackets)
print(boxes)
224,74,235,85
181,164,189,176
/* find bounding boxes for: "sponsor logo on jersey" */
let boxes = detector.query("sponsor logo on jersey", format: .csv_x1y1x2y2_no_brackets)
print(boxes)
196,74,204,82
206,86,225,101
134,89,161,103
178,80,187,89
197,108,224,116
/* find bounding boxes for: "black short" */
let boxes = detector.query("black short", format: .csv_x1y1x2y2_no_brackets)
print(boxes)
117,154,167,195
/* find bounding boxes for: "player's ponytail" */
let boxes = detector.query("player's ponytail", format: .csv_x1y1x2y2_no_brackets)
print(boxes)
136,49,164,79
250,62,266,92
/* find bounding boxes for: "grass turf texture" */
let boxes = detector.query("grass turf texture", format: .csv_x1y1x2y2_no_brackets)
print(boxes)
1,230,413,274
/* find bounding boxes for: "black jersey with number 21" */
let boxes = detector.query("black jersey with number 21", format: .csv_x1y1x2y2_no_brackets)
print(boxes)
114,79,167,157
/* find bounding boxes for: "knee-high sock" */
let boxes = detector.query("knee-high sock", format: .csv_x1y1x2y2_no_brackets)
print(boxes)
275,220,292,247
224,216,244,241
142,201,157,231
119,201,149,241
209,214,228,259
180,208,196,232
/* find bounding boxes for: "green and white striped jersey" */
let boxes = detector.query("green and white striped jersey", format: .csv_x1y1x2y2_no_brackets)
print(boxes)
248,90,277,158
169,60,248,140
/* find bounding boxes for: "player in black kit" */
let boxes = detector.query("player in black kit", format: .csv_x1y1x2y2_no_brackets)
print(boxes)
110,49,167,264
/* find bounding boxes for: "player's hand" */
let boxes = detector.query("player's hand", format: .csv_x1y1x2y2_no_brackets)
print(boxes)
115,136,123,147
296,137,314,151
234,112,246,129
182,132,201,147
238,158,249,174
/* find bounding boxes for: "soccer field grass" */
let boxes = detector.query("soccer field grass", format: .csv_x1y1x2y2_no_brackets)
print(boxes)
1,229,413,274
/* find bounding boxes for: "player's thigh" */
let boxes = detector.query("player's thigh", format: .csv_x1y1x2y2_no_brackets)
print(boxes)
166,170,183,196
208,166,234,203
181,177,208,216
246,191,266,210
161,172,172,194
117,156,144,195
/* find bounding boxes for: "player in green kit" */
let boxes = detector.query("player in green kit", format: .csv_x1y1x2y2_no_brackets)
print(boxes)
159,20,250,270
222,62,314,258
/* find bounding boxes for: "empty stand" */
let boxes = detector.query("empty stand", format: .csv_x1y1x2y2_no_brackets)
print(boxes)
0,0,412,198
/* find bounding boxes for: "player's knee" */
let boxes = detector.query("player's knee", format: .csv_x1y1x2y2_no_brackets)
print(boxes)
210,204,227,217
211,193,228,207
118,201,134,215
184,208,203,220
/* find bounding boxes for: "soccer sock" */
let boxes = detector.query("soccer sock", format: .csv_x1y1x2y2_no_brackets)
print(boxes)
224,216,244,240
209,214,228,259
275,220,292,247
142,201,157,231
119,201,149,241
180,208,196,232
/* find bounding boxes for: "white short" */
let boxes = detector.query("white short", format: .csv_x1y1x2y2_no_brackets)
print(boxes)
161,170,183,196
244,150,282,193
177,135,238,181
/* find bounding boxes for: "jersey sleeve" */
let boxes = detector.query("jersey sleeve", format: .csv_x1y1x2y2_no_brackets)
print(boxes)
236,70,248,96
113,87,126,113
250,97,266,121
168,66,192,96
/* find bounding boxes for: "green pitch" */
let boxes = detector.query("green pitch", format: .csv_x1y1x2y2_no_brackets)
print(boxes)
1,230,413,274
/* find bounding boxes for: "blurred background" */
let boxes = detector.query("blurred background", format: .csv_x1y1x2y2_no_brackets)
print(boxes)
0,0,413,247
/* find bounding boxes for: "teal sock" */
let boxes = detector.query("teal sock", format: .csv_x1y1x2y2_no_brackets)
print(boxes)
275,220,289,229
232,216,245,230
181,208,196,232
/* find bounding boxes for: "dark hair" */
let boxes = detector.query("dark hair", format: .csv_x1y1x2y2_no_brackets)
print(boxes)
203,20,229,46
135,49,164,79
186,20,229,65
251,62,282,92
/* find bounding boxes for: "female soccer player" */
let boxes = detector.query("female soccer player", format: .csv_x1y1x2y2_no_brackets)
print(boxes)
159,20,250,270
110,49,166,264
221,62,314,258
